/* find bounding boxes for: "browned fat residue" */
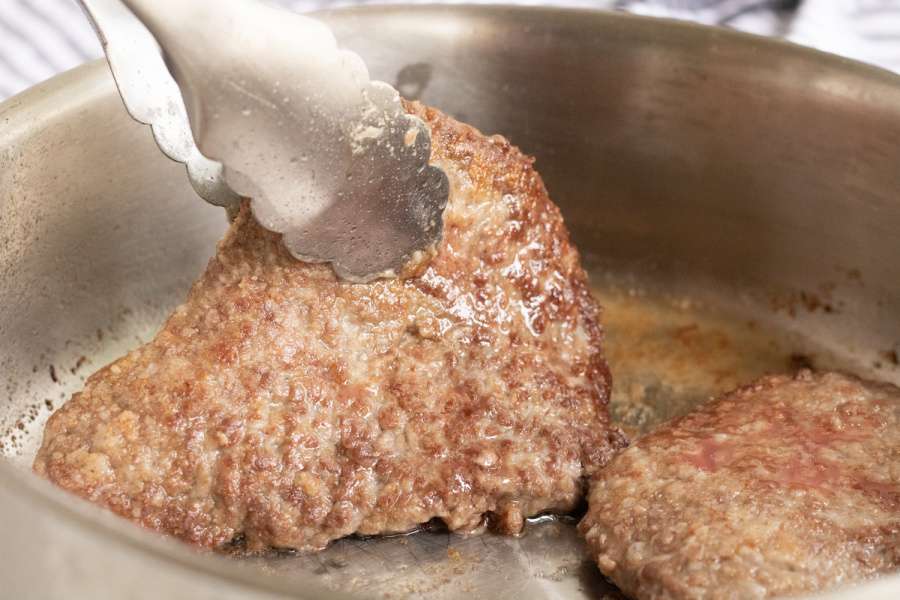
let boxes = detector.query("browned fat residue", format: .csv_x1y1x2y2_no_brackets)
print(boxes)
789,353,816,371
70,356,88,375
672,324,700,344
847,269,862,282
594,287,819,435
768,286,841,318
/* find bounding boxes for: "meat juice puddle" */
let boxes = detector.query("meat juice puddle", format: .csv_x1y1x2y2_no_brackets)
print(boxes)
592,284,848,438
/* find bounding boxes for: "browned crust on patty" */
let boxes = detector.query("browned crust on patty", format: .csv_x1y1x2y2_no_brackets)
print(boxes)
34,101,626,552
579,370,900,599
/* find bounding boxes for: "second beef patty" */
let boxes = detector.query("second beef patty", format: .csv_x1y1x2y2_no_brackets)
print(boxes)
580,370,900,600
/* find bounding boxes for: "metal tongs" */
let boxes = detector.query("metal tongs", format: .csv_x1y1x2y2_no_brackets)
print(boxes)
77,0,448,282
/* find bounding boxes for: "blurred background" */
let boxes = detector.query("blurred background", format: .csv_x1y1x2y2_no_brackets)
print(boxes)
1,0,899,100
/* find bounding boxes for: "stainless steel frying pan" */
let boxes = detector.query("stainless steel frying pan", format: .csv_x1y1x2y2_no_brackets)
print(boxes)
1,6,898,599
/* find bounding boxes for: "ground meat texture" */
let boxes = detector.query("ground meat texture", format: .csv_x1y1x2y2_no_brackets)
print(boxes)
33,102,627,552
579,370,900,600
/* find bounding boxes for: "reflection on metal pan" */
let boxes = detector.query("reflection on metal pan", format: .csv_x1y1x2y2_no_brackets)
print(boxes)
1,6,899,599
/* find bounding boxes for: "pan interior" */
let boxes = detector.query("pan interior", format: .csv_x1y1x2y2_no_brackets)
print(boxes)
3,5,900,599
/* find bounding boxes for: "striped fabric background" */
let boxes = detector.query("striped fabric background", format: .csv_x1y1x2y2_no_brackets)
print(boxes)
1,0,900,100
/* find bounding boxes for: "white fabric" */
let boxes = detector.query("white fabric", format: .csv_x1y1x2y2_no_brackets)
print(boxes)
1,0,899,99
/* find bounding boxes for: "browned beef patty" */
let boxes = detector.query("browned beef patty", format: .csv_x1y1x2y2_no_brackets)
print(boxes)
33,102,626,552
579,370,900,600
